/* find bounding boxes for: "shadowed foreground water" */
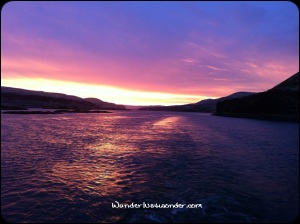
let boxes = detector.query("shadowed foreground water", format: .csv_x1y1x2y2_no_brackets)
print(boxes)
1,111,299,223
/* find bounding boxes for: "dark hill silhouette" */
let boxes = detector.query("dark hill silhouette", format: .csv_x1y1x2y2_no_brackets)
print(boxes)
1,86,127,110
138,92,254,113
215,72,299,122
84,98,126,110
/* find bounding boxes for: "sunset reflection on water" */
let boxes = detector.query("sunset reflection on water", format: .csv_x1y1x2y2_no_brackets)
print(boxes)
153,116,182,127
1,111,299,223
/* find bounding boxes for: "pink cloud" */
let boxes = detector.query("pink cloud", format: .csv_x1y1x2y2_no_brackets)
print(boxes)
1,1,298,105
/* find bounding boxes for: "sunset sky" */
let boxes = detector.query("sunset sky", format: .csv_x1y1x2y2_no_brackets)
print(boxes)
1,1,299,106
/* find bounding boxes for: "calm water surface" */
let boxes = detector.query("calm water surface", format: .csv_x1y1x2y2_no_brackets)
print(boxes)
1,111,299,223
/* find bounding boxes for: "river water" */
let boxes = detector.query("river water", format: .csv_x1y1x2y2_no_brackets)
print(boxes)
1,111,299,223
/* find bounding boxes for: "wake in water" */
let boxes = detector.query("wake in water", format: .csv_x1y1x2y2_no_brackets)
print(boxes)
1,111,299,223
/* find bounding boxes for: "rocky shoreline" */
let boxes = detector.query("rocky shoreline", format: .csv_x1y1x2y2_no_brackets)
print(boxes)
213,112,299,122
2,110,112,115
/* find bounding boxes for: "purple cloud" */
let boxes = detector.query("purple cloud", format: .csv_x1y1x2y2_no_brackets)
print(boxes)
1,1,298,104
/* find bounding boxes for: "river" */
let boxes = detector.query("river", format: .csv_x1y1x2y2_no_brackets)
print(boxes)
1,111,298,223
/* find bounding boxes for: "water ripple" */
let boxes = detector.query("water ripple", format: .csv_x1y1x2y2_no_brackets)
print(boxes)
1,111,299,223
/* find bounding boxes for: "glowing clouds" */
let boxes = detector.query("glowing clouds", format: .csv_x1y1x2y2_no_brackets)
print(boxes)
1,2,299,105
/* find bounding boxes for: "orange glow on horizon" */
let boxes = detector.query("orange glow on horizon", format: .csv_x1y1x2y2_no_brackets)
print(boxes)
1,2,298,109
1,78,212,106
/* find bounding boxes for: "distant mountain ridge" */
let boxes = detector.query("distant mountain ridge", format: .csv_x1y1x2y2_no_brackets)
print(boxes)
84,97,126,110
215,72,299,122
272,73,299,90
138,92,255,113
1,86,127,110
3,72,297,120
